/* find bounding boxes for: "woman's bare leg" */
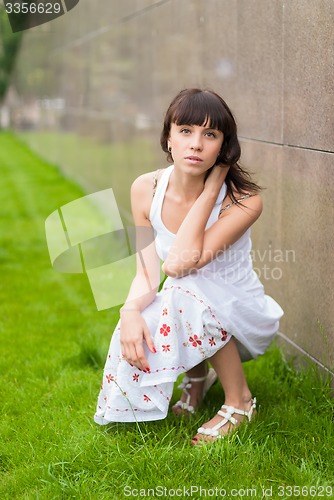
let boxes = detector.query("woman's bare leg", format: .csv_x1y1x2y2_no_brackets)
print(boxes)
192,337,254,443
172,361,209,415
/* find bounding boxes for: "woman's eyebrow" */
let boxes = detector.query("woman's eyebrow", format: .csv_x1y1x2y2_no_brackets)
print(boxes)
204,126,222,132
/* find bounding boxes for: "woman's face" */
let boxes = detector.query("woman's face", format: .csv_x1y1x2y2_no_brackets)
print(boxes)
168,122,224,174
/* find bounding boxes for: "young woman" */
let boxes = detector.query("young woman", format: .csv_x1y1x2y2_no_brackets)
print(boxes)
94,88,284,444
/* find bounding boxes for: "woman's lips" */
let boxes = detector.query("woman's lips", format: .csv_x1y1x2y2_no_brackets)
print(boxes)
184,156,203,163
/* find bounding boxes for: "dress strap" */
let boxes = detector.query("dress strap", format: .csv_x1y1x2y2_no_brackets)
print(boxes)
152,168,162,198
219,193,253,216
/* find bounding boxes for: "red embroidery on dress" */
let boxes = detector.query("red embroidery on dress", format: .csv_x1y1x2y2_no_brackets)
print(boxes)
133,373,139,382
209,337,216,346
106,374,114,383
153,385,170,401
189,334,202,347
143,394,151,402
111,407,156,413
220,329,228,341
162,344,170,352
162,307,168,316
160,323,170,336
164,284,230,337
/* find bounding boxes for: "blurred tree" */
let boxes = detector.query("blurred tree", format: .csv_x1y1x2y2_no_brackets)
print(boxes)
0,6,23,124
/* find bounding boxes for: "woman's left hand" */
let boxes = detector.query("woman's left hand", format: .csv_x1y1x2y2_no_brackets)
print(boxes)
204,164,230,194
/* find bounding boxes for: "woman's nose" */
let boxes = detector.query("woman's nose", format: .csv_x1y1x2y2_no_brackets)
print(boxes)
190,134,203,151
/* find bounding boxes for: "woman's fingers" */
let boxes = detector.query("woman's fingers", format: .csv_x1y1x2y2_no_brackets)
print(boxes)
134,341,150,372
121,340,150,372
143,325,156,354
204,164,230,193
211,164,230,181
120,318,155,371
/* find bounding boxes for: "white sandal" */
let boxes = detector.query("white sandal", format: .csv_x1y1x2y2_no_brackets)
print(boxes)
196,397,257,439
172,368,218,415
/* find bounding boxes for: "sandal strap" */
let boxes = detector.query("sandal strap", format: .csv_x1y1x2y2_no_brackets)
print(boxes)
197,398,257,438
177,374,207,390
174,369,217,415
175,376,204,413
219,398,257,421
217,410,238,425
187,375,208,382
247,397,257,420
173,400,195,414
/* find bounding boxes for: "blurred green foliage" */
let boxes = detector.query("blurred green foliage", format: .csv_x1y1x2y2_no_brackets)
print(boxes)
0,6,23,104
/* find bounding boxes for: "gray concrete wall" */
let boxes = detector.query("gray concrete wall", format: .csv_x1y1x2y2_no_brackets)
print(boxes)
11,0,334,372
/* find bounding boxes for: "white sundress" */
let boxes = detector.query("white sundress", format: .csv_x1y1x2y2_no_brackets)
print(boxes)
94,165,284,424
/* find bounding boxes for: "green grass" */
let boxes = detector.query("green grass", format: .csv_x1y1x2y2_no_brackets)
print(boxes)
1,132,333,499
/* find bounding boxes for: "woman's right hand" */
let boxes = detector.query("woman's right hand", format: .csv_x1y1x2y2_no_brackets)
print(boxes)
204,164,230,194
120,310,156,372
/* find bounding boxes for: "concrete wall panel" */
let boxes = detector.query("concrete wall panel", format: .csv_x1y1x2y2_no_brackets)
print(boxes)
235,0,283,142
201,0,239,108
241,140,334,366
283,0,334,151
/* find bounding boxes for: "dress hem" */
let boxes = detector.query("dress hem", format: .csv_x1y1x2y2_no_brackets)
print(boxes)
94,411,167,425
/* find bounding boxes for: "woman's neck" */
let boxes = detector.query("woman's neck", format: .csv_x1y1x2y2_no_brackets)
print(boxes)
168,167,206,203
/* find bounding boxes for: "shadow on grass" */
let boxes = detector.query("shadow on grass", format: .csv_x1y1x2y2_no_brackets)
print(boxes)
63,331,107,370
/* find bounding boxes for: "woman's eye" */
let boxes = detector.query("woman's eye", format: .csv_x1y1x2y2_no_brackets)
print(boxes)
206,132,216,138
180,128,191,134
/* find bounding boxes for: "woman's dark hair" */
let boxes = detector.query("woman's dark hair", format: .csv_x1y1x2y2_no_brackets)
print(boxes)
160,88,261,202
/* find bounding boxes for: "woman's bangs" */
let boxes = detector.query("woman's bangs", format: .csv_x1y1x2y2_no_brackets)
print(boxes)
172,93,226,131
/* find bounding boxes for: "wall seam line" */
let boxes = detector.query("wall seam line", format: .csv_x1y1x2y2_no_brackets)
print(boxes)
239,137,334,155
277,331,334,376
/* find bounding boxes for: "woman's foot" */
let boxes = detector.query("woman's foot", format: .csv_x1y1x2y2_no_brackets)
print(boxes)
191,397,256,445
172,368,217,416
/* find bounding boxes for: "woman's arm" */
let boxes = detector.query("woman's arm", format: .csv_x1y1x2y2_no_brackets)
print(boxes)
162,166,263,278
121,173,161,310
120,174,161,371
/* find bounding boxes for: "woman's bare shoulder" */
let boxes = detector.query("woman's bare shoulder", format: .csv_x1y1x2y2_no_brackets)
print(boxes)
131,171,152,193
130,169,166,217
219,190,263,217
